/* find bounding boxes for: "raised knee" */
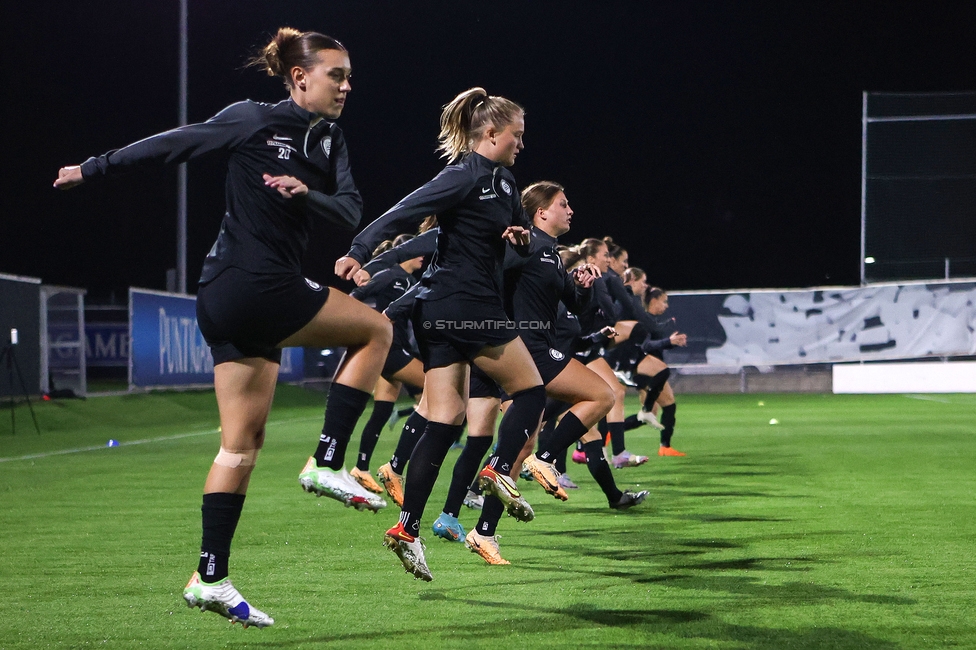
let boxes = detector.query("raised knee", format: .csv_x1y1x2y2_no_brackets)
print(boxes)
597,383,616,414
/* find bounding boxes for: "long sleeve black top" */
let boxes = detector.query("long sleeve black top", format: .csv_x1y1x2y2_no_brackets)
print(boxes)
80,98,362,284
346,152,529,303
350,264,417,343
503,227,590,351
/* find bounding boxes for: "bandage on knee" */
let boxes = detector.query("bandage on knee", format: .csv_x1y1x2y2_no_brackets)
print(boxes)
214,447,259,468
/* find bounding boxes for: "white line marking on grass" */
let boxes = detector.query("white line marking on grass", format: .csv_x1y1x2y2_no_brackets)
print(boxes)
0,416,319,463
903,394,952,404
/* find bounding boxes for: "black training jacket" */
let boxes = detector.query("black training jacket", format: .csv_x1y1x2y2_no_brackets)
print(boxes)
350,265,417,342
346,152,529,303
80,99,362,283
503,227,590,351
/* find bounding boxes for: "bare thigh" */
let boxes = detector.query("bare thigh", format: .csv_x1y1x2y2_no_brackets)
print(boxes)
423,362,470,425
586,357,626,421
390,357,426,391
472,337,542,396
637,354,667,376
544,358,615,428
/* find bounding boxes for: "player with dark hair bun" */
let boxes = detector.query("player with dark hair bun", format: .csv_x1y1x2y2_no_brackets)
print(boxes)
55,27,391,627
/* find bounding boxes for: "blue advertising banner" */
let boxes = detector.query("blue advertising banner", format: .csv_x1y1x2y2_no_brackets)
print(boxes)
48,323,128,368
129,288,303,387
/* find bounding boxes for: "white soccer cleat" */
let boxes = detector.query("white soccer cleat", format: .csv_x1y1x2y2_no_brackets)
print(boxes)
183,572,274,628
636,409,665,430
299,458,387,512
463,489,484,510
384,523,433,581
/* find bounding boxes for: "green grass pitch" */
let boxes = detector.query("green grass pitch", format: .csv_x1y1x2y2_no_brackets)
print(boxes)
1,387,973,649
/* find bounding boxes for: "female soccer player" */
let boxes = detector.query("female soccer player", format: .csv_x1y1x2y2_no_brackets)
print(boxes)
462,181,647,565
347,236,427,492
335,88,546,581
54,28,392,627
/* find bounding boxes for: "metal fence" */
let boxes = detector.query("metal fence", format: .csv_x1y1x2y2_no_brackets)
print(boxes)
861,91,976,284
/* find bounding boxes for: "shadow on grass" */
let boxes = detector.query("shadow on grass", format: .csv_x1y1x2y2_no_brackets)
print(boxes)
246,595,902,649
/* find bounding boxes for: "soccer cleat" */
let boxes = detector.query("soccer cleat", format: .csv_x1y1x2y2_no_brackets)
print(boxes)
432,512,466,542
612,450,649,469
376,462,405,507
636,409,665,430
658,446,686,457
299,458,387,512
557,473,579,490
464,530,510,565
571,449,587,464
384,523,433,581
610,489,649,511
462,489,484,510
476,465,534,522
183,572,274,628
350,466,384,494
522,454,569,501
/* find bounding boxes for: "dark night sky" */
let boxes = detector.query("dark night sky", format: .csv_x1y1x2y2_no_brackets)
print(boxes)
2,1,974,302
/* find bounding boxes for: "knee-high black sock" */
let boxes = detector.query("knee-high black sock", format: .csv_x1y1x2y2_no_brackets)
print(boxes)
542,398,571,424
608,421,626,456
476,494,506,537
389,411,428,474
486,385,546,474
356,400,395,471
583,440,623,503
443,436,494,517
598,418,609,438
660,403,677,447
399,422,463,536
537,415,558,453
197,492,246,583
537,411,589,462
624,414,642,430
554,447,568,474
636,368,670,411
314,383,371,470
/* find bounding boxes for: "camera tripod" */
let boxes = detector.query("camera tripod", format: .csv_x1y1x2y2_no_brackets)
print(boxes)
0,343,40,435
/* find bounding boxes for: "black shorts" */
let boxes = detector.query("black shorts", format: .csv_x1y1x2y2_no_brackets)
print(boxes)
197,267,329,365
381,333,417,381
604,343,643,374
413,296,518,371
527,342,573,386
469,365,500,399
574,343,605,366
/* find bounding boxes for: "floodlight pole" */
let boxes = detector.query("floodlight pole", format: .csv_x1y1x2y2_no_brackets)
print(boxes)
177,0,188,294
860,91,867,287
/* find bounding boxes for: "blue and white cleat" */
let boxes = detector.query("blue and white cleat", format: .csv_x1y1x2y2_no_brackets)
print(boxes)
183,571,274,628
432,512,466,542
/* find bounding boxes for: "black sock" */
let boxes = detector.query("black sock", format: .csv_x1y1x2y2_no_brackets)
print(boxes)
583,440,622,503
197,493,246,583
443,436,493,517
608,421,626,456
476,494,506,537
537,411,589,462
554,447,567,474
624,414,642,430
356,400,394,471
390,411,428,474
397,406,415,419
598,418,609,438
637,368,670,411
485,385,545,474
542,398,571,423
660,403,677,447
537,416,558,452
399,422,463,535
314,383,371,470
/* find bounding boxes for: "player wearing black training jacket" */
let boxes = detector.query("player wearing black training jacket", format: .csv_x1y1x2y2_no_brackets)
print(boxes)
55,28,393,628
463,182,648,564
335,87,546,582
